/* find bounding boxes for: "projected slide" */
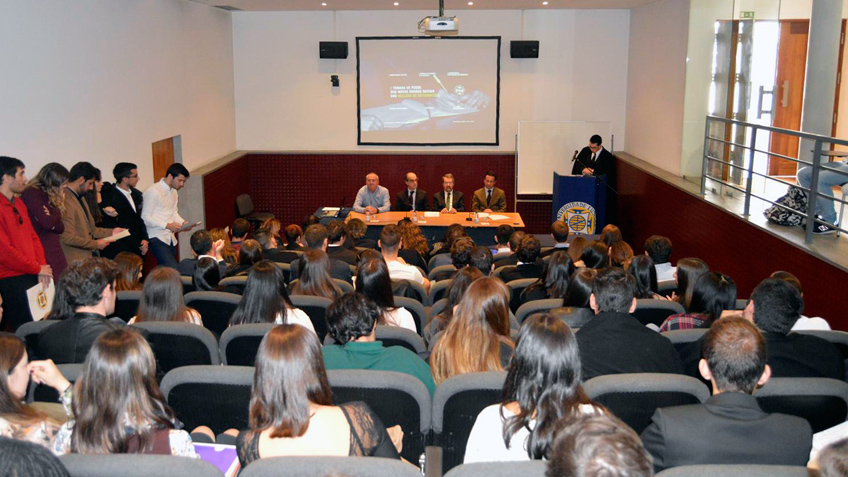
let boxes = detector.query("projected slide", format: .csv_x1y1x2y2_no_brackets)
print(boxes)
357,37,501,146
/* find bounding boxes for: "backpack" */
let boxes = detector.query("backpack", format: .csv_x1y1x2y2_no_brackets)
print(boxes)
764,186,807,226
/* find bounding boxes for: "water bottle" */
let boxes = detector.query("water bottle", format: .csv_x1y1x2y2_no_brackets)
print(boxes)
474,211,480,224
365,211,371,222
412,209,418,223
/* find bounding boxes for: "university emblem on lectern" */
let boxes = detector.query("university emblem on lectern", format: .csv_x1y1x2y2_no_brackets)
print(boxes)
556,202,596,235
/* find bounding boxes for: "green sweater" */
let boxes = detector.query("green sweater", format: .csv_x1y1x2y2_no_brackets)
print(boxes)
323,341,436,395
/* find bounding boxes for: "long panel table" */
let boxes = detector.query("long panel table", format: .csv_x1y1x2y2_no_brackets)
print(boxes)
346,211,525,246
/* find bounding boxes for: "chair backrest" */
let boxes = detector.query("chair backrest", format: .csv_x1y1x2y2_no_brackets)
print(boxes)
507,278,538,312
110,290,142,322
327,369,432,463
431,371,508,472
429,298,448,319
184,291,242,337
429,279,452,305
734,298,749,310
429,264,457,281
515,298,565,325
755,377,848,433
793,329,848,367
15,319,60,355
632,299,685,327
655,465,811,476
492,251,511,262
428,253,453,270
290,295,333,341
394,279,428,306
549,306,595,329
326,325,427,355
491,265,511,280
238,456,422,477
661,328,709,355
334,278,354,293
271,261,292,283
219,323,275,366
656,279,677,296
129,321,220,380
29,363,83,403
161,365,253,434
60,454,224,477
444,461,548,477
236,193,255,216
219,275,248,289
180,275,196,294
584,373,711,434
394,296,426,335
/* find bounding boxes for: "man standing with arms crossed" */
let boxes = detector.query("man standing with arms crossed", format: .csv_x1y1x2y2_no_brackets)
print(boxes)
142,163,196,268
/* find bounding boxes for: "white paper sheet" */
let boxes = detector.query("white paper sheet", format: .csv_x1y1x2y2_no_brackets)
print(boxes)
487,214,509,221
102,229,131,243
424,212,440,218
27,280,55,321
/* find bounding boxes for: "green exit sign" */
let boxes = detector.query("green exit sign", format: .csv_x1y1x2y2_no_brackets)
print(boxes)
740,11,755,19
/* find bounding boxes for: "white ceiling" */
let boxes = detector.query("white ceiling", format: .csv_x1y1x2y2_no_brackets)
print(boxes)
189,0,663,11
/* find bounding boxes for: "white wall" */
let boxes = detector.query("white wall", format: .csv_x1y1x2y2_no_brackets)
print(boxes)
0,0,236,190
625,0,691,176
232,9,630,152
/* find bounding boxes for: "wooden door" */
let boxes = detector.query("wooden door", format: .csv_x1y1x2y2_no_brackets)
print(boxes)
769,20,809,176
152,137,176,182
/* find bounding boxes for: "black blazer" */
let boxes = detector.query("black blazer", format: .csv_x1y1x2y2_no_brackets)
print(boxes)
327,245,359,265
177,257,227,278
290,256,353,283
641,392,812,472
570,146,614,177
264,248,299,265
432,190,466,212
395,189,429,212
37,313,121,364
100,182,148,259
499,262,545,283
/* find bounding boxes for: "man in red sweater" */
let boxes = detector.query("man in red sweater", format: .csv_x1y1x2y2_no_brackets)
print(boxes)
0,156,53,332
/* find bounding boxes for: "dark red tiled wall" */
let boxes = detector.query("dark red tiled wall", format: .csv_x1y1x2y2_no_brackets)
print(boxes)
202,156,250,231
616,160,848,330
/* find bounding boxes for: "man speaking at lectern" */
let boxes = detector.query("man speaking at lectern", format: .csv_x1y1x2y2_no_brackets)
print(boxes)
571,134,614,177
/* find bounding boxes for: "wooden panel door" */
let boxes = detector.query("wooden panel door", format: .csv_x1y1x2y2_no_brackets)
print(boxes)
769,20,809,176
151,137,175,182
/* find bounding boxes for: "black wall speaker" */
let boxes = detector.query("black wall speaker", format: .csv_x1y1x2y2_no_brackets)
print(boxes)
320,41,348,59
510,40,539,59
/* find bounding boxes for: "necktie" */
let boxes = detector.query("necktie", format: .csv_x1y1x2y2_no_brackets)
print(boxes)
409,190,415,210
448,193,452,211
591,152,597,163
486,189,492,205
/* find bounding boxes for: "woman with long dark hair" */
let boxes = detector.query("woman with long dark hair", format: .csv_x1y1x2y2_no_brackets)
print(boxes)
424,266,482,344
671,258,709,309
520,251,574,305
52,328,197,456
561,268,597,308
659,272,737,332
579,241,609,269
130,267,201,325
355,255,416,332
224,239,263,277
290,250,342,300
464,314,601,463
627,255,659,299
236,324,399,465
229,261,315,334
21,163,70,278
192,256,223,292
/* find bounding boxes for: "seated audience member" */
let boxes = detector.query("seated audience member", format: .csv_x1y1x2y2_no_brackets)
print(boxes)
431,224,467,263
356,256,417,332
472,171,507,213
465,314,601,463
493,231,526,267
192,256,224,292
499,236,544,283
599,224,623,247
379,225,430,294
641,316,812,471
229,261,315,333
394,171,429,212
346,218,375,249
53,328,199,456
324,293,435,394
644,235,675,282
430,277,514,384
0,437,73,477
493,224,514,256
0,333,72,450
608,241,633,268
562,268,597,308
671,258,709,308
302,214,320,230
540,221,569,258
627,255,659,299
325,221,358,265
658,272,736,332
520,251,574,305
397,220,430,268
579,241,609,270
177,229,226,277
682,277,844,380
424,267,482,344
224,239,263,277
450,236,475,270
209,227,238,266
817,437,848,477
260,218,282,241
469,245,494,276
290,224,352,283
254,228,298,264
114,252,143,292
130,267,201,325
283,223,305,250
575,267,683,380
37,258,122,364
353,172,391,214
230,218,250,252
236,325,399,465
567,236,588,264
290,250,343,300
547,413,653,477
771,270,832,331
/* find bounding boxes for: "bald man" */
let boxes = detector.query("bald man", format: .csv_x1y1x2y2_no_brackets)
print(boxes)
353,172,391,214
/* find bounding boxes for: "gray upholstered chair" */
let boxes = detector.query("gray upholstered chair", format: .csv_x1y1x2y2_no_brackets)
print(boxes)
633,299,685,327
60,454,224,477
219,323,275,366
239,457,422,477
184,291,242,336
161,365,253,435
655,465,811,476
756,377,848,433
515,298,565,325
28,363,83,403
443,461,548,477
129,321,220,379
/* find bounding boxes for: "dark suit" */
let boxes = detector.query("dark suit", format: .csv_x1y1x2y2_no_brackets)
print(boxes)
264,248,299,265
177,257,227,278
37,312,121,364
290,256,352,283
540,244,569,258
399,249,427,273
570,146,614,177
499,262,544,283
100,182,148,259
641,392,812,472
472,187,507,212
327,245,358,265
395,189,429,212
354,238,377,250
493,253,518,268
432,190,465,212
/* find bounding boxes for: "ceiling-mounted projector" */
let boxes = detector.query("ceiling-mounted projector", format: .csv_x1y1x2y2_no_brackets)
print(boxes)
419,16,459,36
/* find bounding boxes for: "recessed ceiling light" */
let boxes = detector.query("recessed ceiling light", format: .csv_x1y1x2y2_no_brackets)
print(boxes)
393,2,399,4
542,1,548,4
468,1,473,4
321,2,327,5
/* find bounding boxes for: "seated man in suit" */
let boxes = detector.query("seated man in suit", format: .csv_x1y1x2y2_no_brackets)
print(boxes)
641,316,813,472
575,267,683,380
394,171,428,212
472,171,506,213
541,221,569,258
60,162,124,264
325,221,358,265
432,173,465,213
290,224,352,283
570,134,614,177
353,172,390,214
493,230,526,268
499,235,544,283
254,228,298,264
177,229,226,277
100,162,148,259
492,224,514,256
346,218,376,250
645,235,675,282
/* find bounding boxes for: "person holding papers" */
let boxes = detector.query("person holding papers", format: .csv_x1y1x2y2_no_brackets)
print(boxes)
100,162,149,259
142,163,196,269
433,173,465,213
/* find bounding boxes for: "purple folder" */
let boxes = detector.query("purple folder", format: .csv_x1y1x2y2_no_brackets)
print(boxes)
194,443,240,477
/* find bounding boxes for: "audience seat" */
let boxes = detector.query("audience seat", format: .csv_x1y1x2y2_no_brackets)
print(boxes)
793,329,848,379
443,461,548,477
429,279,452,305
28,363,83,403
428,254,453,271
238,456,422,477
290,295,333,341
657,279,677,296
180,275,195,294
109,290,142,323
395,296,426,335
184,291,241,337
289,278,354,294
236,193,275,227
219,275,248,292
734,298,749,310
584,373,711,434
429,298,448,320
491,251,511,262
662,328,709,355
161,365,253,435
271,261,292,283
633,299,685,327
491,266,509,281
654,465,811,476
324,325,427,355
327,369,432,463
515,299,565,325
431,371,507,472
129,321,220,380
219,323,275,366
755,377,848,433
392,279,428,306
429,265,457,282
15,319,59,356
506,278,537,313
60,454,224,477
549,306,595,329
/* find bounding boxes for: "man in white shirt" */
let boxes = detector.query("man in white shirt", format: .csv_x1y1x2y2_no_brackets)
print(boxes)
645,235,676,282
379,225,430,294
142,163,196,268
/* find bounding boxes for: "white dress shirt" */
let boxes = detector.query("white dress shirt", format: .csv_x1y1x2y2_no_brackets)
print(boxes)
142,179,184,245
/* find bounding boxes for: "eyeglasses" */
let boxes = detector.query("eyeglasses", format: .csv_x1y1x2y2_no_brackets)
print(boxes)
129,174,138,179
11,206,23,225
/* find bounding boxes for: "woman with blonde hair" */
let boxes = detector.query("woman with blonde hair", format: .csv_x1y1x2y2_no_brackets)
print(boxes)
21,162,70,278
397,220,430,264
608,241,634,269
130,267,201,325
430,277,514,385
114,252,143,292
290,250,342,300
261,218,283,242
210,227,239,266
